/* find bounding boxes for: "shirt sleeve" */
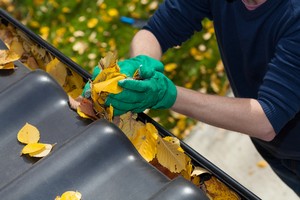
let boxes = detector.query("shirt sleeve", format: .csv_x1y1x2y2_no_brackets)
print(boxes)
143,0,212,52
258,22,300,134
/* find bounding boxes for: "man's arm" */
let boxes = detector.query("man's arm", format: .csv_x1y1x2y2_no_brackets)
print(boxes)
130,30,162,60
130,30,276,141
172,87,275,141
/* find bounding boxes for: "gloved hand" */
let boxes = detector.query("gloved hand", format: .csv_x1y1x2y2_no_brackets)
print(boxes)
105,65,177,116
81,55,164,98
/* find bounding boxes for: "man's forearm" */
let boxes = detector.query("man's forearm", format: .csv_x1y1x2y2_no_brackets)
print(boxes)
130,30,162,60
172,86,276,141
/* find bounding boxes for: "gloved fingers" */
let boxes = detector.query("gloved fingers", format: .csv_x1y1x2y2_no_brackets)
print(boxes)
107,90,146,103
105,95,144,112
139,55,164,73
118,79,151,92
138,65,156,79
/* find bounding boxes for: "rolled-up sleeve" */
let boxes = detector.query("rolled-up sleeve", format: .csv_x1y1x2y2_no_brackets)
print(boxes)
143,0,212,52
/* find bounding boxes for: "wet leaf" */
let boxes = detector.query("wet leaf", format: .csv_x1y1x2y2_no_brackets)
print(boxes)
17,123,40,144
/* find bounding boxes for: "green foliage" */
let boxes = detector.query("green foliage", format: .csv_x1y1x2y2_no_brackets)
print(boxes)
3,0,228,138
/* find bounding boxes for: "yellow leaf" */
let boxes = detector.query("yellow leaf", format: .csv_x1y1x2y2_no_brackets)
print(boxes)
107,8,119,17
21,143,45,155
17,123,40,144
77,106,94,120
10,40,24,57
256,160,268,168
29,143,54,157
0,49,20,65
56,191,82,200
156,136,186,173
46,58,67,86
87,18,98,28
0,62,14,70
67,88,83,99
204,176,240,200
92,75,125,94
118,112,145,141
132,123,158,162
106,105,114,122
164,63,177,72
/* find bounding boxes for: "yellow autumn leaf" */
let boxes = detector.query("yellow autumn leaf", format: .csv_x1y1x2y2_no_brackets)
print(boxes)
10,40,24,57
107,8,119,17
29,143,54,157
77,106,94,120
204,176,240,200
56,191,82,200
98,51,118,69
21,143,46,155
87,18,98,28
164,63,177,72
118,112,144,142
46,58,67,86
132,123,158,162
106,105,114,122
17,123,40,144
92,75,125,94
67,88,83,99
0,62,14,70
156,136,186,173
0,49,20,69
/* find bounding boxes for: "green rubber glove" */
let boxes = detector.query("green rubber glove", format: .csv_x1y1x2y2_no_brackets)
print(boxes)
81,55,164,98
105,65,177,116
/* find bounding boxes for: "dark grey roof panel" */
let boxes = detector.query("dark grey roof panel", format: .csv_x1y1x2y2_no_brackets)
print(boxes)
0,70,90,189
0,119,207,200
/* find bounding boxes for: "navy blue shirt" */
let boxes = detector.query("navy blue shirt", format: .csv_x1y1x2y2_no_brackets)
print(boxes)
144,0,300,159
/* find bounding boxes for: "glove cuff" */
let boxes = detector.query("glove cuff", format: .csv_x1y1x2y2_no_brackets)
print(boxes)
152,77,177,109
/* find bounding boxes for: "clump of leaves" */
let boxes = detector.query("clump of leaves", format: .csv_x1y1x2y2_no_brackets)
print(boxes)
69,52,125,121
0,23,85,98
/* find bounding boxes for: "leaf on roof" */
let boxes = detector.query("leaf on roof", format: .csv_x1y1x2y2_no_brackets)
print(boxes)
17,123,40,144
55,191,82,200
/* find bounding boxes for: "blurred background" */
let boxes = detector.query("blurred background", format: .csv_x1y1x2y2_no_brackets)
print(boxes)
1,0,228,139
